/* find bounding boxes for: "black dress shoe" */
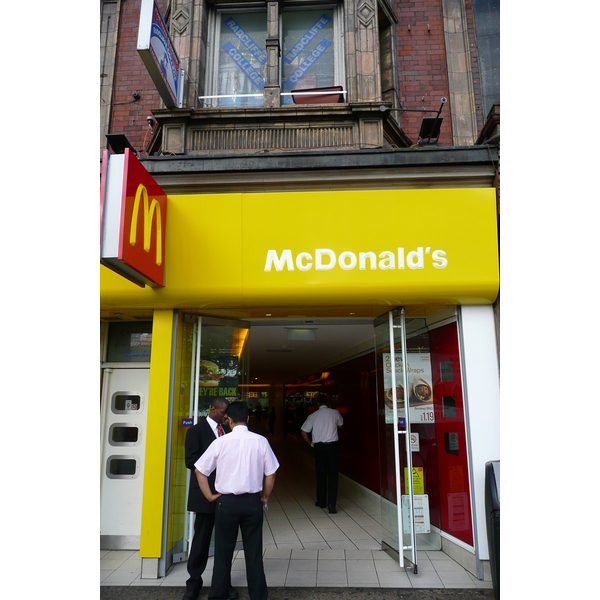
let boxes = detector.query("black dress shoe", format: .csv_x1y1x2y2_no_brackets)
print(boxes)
328,505,337,514
315,502,326,508
228,588,239,599
182,590,199,600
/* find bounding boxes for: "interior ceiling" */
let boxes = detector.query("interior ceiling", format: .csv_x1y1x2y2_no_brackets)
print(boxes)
101,308,451,385
242,320,375,386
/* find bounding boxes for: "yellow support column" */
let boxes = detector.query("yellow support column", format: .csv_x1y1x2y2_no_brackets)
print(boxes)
139,309,174,576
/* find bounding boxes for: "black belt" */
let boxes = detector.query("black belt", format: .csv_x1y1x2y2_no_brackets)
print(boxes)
315,441,338,445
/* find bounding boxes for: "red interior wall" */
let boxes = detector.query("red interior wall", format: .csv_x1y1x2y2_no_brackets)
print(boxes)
430,323,473,545
284,321,474,547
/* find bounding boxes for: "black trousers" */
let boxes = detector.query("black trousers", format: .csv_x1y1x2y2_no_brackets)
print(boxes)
186,512,216,594
209,493,267,600
314,441,339,508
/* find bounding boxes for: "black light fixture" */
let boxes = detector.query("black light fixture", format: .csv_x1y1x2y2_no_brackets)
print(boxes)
380,97,447,145
106,133,138,155
418,117,443,145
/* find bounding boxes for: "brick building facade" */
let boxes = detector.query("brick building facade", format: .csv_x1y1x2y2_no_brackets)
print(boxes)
100,0,499,156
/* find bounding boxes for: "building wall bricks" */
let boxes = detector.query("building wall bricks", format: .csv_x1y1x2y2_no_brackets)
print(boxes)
108,0,167,155
105,0,489,152
394,0,453,145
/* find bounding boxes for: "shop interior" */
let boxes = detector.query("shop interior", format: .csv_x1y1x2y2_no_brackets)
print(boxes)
101,311,476,581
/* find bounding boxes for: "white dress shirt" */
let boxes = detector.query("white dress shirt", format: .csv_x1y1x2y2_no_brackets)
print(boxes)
301,405,343,443
195,425,279,495
206,415,221,438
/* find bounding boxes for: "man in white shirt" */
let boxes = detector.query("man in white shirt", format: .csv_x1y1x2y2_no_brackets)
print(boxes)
195,402,279,600
301,393,343,513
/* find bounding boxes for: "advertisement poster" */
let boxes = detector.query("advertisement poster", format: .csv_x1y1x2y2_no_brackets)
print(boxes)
198,356,239,401
383,352,434,425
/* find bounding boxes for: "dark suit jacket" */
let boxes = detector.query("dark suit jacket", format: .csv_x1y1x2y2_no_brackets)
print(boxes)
185,418,231,513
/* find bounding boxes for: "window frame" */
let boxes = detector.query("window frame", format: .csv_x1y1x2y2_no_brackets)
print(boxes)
204,2,345,107
206,6,269,107
280,3,344,99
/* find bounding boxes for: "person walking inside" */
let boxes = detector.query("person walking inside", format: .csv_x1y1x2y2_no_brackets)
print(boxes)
195,401,279,600
300,393,343,514
183,398,238,600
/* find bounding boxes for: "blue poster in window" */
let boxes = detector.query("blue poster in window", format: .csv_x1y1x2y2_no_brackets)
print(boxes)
223,17,268,65
222,41,265,91
282,38,332,91
283,15,331,64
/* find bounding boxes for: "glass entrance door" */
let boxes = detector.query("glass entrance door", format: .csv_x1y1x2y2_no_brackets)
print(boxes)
168,315,251,564
375,308,439,573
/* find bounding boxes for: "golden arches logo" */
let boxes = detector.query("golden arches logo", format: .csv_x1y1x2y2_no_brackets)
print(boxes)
129,184,163,266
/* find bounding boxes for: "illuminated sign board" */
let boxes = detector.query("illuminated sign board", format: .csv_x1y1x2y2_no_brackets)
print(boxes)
137,0,184,108
100,149,167,287
101,189,498,307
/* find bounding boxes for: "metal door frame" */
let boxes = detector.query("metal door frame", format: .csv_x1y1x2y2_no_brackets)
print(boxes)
182,315,252,562
376,307,419,573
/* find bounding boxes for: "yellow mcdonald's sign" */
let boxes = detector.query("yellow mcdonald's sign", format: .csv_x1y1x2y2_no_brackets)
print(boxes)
129,183,163,266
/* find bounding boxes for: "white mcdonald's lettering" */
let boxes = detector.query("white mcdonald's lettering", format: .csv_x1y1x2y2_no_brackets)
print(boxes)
129,183,163,266
264,248,448,272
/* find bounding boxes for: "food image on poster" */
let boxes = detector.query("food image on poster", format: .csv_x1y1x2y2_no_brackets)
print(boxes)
198,360,225,386
413,379,432,402
383,353,434,424
384,384,404,408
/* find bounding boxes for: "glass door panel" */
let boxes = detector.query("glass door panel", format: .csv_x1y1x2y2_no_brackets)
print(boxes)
374,313,403,563
375,308,441,573
168,315,251,563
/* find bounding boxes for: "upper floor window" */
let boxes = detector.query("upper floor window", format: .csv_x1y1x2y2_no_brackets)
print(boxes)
212,10,268,107
205,4,344,108
281,8,337,103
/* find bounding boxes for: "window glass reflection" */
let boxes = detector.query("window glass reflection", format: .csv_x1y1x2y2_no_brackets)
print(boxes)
112,393,142,413
110,425,140,445
106,457,138,478
106,322,152,362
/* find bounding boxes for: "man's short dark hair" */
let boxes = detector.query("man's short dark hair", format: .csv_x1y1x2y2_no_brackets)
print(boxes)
211,397,229,410
317,394,328,405
226,401,249,423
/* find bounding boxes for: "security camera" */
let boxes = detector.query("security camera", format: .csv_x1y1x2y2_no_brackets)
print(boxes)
147,116,155,127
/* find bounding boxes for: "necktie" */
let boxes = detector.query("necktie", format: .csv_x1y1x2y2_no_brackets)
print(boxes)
217,424,224,437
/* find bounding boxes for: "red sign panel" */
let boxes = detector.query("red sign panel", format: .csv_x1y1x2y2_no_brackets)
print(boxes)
100,149,167,287
119,150,167,286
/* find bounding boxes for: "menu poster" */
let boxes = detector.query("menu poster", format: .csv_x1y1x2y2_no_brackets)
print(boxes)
383,352,435,424
198,356,239,399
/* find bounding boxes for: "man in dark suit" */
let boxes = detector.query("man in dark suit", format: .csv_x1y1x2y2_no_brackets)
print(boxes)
184,397,238,600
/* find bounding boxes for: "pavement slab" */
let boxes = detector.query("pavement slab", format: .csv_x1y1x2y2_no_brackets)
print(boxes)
100,586,495,600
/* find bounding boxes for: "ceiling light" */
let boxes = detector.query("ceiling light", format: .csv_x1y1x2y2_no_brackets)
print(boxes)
286,328,316,341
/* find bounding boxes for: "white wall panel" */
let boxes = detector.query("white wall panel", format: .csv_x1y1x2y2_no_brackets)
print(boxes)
459,305,500,561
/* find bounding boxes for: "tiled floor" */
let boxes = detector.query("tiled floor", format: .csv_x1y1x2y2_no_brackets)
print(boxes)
101,438,491,590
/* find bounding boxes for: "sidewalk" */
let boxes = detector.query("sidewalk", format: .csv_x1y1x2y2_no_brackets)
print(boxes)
101,586,495,600
101,438,494,598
